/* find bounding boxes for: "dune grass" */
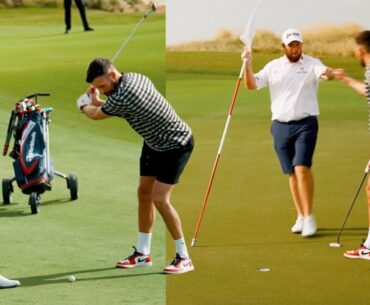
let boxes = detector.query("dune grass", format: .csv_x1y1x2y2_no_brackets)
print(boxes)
168,23,364,58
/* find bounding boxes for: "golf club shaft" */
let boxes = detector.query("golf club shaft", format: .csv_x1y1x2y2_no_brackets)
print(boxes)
192,60,247,247
111,5,155,63
3,111,16,156
336,160,370,243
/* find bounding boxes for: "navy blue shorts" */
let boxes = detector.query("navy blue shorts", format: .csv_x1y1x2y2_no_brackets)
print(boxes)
270,116,318,174
140,136,194,185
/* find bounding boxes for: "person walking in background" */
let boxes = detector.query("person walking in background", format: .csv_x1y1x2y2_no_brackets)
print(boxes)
241,28,335,237
0,274,20,289
64,0,93,34
333,30,370,260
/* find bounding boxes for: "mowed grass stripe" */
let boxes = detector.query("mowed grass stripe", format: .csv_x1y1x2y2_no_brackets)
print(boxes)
166,52,370,305
0,8,165,305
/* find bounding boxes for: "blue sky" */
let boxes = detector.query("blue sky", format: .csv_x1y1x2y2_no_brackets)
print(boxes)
166,0,370,45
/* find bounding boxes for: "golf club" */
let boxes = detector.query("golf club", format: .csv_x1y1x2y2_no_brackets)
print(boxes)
191,0,263,247
329,160,370,248
78,2,157,106
111,2,157,63
3,93,50,156
3,110,16,156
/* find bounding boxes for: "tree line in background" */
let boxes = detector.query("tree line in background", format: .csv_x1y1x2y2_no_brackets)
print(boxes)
0,0,144,11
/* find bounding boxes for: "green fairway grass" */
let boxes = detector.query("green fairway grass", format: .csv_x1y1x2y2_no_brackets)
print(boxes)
0,8,165,305
166,51,370,305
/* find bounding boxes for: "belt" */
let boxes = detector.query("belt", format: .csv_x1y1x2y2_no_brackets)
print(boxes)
274,116,317,124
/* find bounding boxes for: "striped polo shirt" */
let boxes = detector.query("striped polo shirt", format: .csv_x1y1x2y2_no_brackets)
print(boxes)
365,66,370,132
101,73,192,151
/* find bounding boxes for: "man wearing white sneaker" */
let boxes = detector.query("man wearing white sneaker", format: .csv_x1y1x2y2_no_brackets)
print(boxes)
333,30,370,259
241,29,335,237
79,58,194,274
0,274,20,289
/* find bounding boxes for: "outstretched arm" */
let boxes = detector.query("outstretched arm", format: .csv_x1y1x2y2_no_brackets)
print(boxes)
321,67,336,81
333,69,367,97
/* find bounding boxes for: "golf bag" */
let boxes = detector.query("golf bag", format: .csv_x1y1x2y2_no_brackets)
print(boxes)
10,103,53,194
2,93,78,214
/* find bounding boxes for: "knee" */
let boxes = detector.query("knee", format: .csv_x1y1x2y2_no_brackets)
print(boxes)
138,185,152,202
289,173,296,180
294,165,310,176
152,191,170,210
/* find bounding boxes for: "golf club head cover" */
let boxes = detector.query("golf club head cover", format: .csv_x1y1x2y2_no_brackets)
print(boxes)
76,93,92,112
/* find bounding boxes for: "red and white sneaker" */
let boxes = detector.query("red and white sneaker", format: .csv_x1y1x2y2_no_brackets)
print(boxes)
360,249,370,260
163,254,194,274
344,242,370,259
116,247,152,268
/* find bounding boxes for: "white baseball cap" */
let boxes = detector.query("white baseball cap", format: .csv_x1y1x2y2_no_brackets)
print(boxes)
281,28,303,45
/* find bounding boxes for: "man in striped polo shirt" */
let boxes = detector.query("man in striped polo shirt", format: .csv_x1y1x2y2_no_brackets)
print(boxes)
78,58,194,274
334,30,370,260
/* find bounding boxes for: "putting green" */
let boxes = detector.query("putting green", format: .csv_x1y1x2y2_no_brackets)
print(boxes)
0,8,165,305
167,52,370,305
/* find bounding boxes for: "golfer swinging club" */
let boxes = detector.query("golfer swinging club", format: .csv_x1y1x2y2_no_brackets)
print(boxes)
241,29,335,237
78,58,194,274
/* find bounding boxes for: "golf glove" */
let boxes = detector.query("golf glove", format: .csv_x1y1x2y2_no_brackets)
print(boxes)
76,93,92,111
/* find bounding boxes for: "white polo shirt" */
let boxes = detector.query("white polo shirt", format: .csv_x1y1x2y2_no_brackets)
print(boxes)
254,54,327,122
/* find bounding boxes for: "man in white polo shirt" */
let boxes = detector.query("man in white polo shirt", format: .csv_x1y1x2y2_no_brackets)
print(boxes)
241,28,335,237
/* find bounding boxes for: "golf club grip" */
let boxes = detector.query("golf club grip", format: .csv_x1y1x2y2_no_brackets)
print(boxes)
2,144,9,156
25,92,50,99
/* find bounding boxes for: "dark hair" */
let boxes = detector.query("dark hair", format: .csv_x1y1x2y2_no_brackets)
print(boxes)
355,30,370,53
85,58,113,83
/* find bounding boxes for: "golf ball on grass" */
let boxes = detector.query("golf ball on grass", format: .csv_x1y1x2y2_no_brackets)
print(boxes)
68,275,76,282
329,242,342,248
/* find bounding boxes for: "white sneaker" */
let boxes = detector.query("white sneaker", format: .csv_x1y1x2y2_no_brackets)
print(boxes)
291,217,304,233
0,275,20,289
301,215,317,237
163,254,194,274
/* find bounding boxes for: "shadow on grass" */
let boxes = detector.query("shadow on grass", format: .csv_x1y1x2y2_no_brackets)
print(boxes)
194,227,368,248
30,30,96,40
0,204,30,217
17,267,163,287
30,32,67,40
39,197,72,206
0,197,75,217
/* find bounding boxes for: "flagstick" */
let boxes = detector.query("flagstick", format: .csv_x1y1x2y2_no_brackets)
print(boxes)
191,59,247,247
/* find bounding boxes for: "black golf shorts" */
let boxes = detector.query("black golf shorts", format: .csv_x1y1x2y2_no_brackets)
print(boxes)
270,116,318,174
140,136,194,185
